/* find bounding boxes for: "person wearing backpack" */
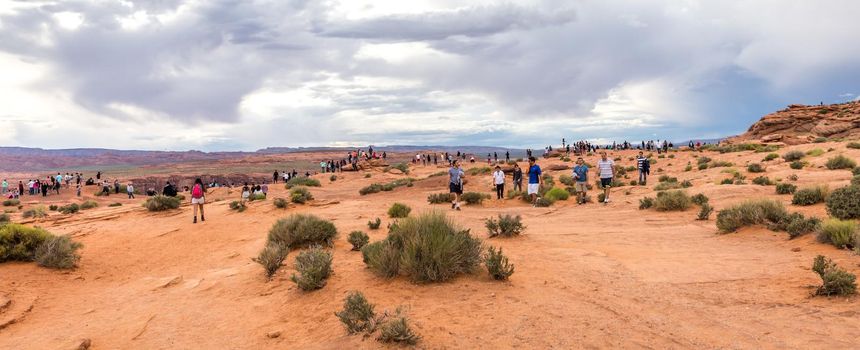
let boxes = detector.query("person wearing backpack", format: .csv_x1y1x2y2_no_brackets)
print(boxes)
191,178,206,224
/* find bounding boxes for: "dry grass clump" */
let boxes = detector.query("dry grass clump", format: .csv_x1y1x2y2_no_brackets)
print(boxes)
816,219,857,248
273,198,288,209
806,148,825,157
285,176,321,188
249,193,266,201
289,186,313,204
826,185,860,220
367,218,382,230
2,199,20,207
769,212,821,239
143,195,181,211
716,199,788,233
377,309,421,345
359,179,415,195
254,242,288,279
653,190,692,211
776,183,797,194
534,197,555,207
783,150,805,161
847,142,860,149
485,214,525,238
22,206,48,219
348,231,370,251
543,188,570,201
792,186,829,206
747,163,765,173
335,291,377,334
690,193,709,206
34,234,82,269
387,203,411,218
825,155,856,170
762,153,779,161
229,200,246,212
484,246,514,280
639,197,654,210
58,203,80,214
268,214,338,249
752,176,774,186
1,224,81,269
427,192,455,204
812,255,856,296
290,246,333,291
386,162,410,174
697,203,714,220
80,200,98,210
461,192,490,205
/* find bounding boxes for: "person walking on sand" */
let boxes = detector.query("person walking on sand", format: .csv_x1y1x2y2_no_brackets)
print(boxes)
527,157,542,205
191,178,206,224
448,160,465,210
597,152,615,203
512,163,523,192
636,151,649,185
572,157,589,204
273,170,279,183
127,182,135,199
492,165,505,200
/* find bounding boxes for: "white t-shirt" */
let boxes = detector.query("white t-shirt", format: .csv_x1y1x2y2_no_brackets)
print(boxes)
493,170,505,185
597,159,615,179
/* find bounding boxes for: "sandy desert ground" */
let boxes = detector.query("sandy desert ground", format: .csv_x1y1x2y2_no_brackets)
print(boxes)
1,142,859,349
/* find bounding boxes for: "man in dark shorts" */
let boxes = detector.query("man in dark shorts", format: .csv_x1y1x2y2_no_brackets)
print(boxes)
449,160,465,210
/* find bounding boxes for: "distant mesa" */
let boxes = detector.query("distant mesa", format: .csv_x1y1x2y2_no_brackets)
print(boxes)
728,101,860,145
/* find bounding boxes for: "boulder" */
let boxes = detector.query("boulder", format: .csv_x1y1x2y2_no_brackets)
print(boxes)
760,134,783,142
546,164,570,171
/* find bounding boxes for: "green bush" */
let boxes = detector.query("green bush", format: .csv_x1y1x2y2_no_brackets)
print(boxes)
48,205,58,211
289,186,313,204
826,185,860,220
22,206,48,219
597,193,606,203
763,153,779,161
80,200,98,210
0,213,9,224
330,175,337,182
684,165,693,171
484,246,514,280
691,193,709,206
807,148,825,157
812,255,856,296
467,167,492,176
388,203,411,218
290,246,333,291
58,203,80,214
697,163,708,170
720,178,734,185
847,142,860,149
229,201,246,212
851,175,860,186
752,176,773,186
813,137,828,143
783,151,805,161
747,163,765,173
776,183,797,194
335,291,377,334
268,214,338,248
273,198,288,209
2,199,20,207
0,224,56,264
816,219,857,248
108,202,122,207
461,192,490,205
485,214,525,238
427,193,455,204
286,176,321,188
792,186,828,206
558,174,574,186
368,218,382,230
789,161,805,169
697,203,713,220
716,200,788,233
255,241,288,279
534,197,554,207
770,213,821,239
362,211,482,283
543,188,570,201
360,179,415,195
376,308,421,345
34,234,82,269
638,197,654,210
249,193,266,201
653,190,692,211
387,162,410,174
825,155,856,170
143,195,181,211
348,231,370,251
360,183,384,195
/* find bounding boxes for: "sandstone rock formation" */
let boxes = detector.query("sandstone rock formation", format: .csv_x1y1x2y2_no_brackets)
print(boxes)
728,101,860,145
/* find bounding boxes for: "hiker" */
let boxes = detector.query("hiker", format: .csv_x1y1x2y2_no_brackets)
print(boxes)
636,151,649,185
162,182,177,197
527,156,542,205
505,151,510,162
512,163,523,192
1,179,6,194
17,181,24,197
76,183,81,197
261,183,268,197
597,152,615,203
241,183,250,203
190,178,206,224
273,171,279,183
113,179,120,194
572,158,589,204
492,165,505,200
448,160,465,211
127,182,135,199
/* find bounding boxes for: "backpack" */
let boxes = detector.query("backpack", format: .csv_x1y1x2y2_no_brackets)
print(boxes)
192,184,204,199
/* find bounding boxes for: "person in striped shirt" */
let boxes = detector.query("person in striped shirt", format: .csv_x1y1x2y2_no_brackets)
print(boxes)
636,151,649,185
596,152,615,203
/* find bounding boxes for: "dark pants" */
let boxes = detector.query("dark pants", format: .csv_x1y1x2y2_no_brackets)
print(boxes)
639,170,647,184
128,192,135,199
513,180,522,192
496,184,505,199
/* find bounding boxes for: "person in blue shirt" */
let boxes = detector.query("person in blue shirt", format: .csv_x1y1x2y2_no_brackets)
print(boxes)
572,157,589,204
527,156,542,205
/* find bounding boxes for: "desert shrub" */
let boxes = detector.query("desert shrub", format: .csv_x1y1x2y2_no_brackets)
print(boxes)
789,161,805,170
2,199,20,206
360,179,415,195
484,246,514,280
769,213,821,239
34,235,82,269
249,193,266,201
285,176,321,188
22,206,48,219
108,202,122,207
388,203,411,218
348,231,370,251
143,195,181,211
638,197,654,210
752,176,774,186
720,178,734,185
0,213,8,224
289,186,313,204
825,155,856,170
697,203,713,220
788,174,799,181
812,255,856,296
691,193,709,206
290,246,333,291
851,175,860,186
541,174,555,188
597,193,606,203
58,203,80,214
534,197,554,207
80,200,98,210
558,174,574,186
229,201,246,212
543,188,570,201
461,192,490,205
467,167,492,176
376,308,421,345
330,175,337,182
697,163,708,170
684,165,692,171
763,153,779,161
363,211,482,283
427,193,455,204
273,198,288,209
709,160,733,168
359,183,384,195
807,148,825,157
747,163,765,173
368,218,382,230
658,175,676,183
776,183,797,195
847,142,860,149
816,219,857,248
680,180,693,188
254,241,288,279
826,186,860,220
792,186,828,206
485,214,525,238
697,156,712,165
716,200,788,233
654,181,682,191
48,204,58,211
387,162,410,174
653,190,691,211
783,151,805,161
268,214,338,248
364,173,372,178
335,291,377,334
813,137,828,143
0,224,52,262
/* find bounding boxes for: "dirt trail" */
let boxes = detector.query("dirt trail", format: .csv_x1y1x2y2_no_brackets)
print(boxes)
1,143,859,349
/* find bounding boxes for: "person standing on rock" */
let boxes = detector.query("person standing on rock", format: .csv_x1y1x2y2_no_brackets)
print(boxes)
492,165,505,200
127,182,135,199
448,160,465,211
512,163,523,192
597,152,615,203
527,157,542,205
191,178,206,224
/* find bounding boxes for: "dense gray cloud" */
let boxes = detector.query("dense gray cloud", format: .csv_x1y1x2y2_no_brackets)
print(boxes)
0,0,858,151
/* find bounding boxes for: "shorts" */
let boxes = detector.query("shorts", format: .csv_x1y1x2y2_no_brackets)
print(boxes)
527,183,540,195
600,177,613,188
574,182,588,192
449,183,463,194
191,197,205,204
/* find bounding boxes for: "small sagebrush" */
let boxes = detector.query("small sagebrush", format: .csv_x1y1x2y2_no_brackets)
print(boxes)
484,246,514,280
387,203,411,218
22,206,48,219
368,218,382,230
143,195,181,211
816,219,857,248
2,199,20,207
285,176,321,188
543,188,569,202
783,151,805,162
335,291,377,334
654,190,692,211
255,242,288,279
776,183,797,195
747,163,765,173
696,203,713,220
268,214,337,248
289,187,313,204
752,176,773,186
825,155,856,170
58,203,80,214
639,197,654,210
770,213,821,239
80,200,98,210
290,246,333,291
34,235,82,269
812,255,856,296
461,192,490,205
763,153,779,161
716,200,788,233
792,186,828,206
376,308,421,345
485,214,525,238
825,185,860,220
229,200,247,212
273,198,288,209
691,193,709,206
348,231,370,251
427,193,455,204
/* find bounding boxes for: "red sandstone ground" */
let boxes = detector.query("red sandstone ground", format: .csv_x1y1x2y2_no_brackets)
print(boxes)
1,142,859,349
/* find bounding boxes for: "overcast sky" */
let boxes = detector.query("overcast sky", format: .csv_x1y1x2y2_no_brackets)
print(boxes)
1,0,858,151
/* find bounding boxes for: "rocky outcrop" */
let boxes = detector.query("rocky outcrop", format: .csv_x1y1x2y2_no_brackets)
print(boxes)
728,101,860,145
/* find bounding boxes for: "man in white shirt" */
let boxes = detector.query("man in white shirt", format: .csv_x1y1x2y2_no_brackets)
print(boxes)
596,152,615,203
492,165,505,199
